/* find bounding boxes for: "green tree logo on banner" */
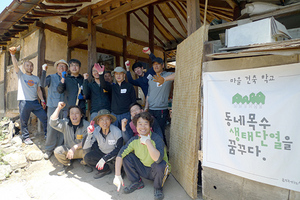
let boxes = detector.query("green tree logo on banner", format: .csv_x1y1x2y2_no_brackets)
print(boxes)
232,92,265,104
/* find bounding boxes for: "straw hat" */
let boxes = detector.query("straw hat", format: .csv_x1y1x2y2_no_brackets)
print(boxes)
54,59,69,69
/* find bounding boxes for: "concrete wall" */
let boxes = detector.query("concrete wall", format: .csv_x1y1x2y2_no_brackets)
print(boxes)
202,54,300,200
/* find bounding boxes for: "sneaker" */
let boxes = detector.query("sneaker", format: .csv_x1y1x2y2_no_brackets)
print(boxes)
93,168,112,179
24,138,33,145
154,188,164,200
44,151,53,160
83,165,93,173
123,179,144,194
57,165,73,176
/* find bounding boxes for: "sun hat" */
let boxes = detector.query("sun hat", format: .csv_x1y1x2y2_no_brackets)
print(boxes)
54,59,69,69
93,109,116,123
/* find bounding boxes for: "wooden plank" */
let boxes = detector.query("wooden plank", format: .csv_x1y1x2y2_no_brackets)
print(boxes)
35,21,67,36
187,0,201,36
172,1,187,20
132,12,166,47
225,0,237,9
156,5,185,39
92,0,161,24
87,7,97,70
68,36,88,48
166,2,187,34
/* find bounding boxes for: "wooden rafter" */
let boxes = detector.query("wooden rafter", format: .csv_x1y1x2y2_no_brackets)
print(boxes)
132,12,165,47
45,0,91,3
92,0,161,25
156,4,185,39
141,8,175,44
171,1,187,20
166,2,187,34
32,8,77,15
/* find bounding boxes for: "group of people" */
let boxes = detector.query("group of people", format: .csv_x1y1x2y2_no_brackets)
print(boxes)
9,46,175,200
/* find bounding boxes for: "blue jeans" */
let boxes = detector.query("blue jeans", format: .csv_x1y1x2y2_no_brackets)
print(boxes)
19,100,47,140
112,111,131,130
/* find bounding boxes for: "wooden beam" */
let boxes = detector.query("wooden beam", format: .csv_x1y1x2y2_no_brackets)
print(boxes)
68,36,88,48
45,0,91,3
149,4,155,55
156,5,185,39
39,3,83,10
166,2,187,34
225,0,238,9
172,2,187,20
187,0,201,36
62,18,165,51
92,0,161,24
67,22,72,61
132,12,165,47
127,12,130,38
87,7,97,69
35,21,67,36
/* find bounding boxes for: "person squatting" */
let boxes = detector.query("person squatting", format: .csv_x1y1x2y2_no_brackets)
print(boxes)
9,46,175,200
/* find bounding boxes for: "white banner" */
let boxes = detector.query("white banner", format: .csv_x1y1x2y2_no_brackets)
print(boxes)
203,63,300,192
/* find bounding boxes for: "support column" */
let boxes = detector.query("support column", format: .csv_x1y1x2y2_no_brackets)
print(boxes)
187,0,201,36
67,22,72,61
148,5,154,58
88,7,97,71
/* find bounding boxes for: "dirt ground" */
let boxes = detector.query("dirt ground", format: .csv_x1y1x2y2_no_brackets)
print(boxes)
0,124,202,200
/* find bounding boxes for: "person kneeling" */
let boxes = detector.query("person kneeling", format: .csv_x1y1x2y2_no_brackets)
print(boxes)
50,102,89,176
83,109,123,179
113,112,170,200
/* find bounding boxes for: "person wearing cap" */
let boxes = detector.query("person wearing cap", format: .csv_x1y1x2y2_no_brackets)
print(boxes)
57,59,86,116
99,65,136,129
9,46,48,145
83,109,123,179
113,112,170,200
50,102,89,176
41,59,69,159
144,55,175,146
121,102,163,144
83,64,111,121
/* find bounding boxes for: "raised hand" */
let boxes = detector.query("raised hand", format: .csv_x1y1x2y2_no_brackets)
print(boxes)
57,102,66,110
142,47,151,55
153,74,165,86
125,60,130,71
94,63,105,74
121,118,128,131
83,73,89,80
87,120,95,134
140,134,151,145
42,64,48,71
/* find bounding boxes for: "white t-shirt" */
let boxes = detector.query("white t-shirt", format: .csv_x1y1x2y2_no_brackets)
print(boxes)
17,70,40,101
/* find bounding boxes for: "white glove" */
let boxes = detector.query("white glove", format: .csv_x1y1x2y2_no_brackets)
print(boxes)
140,134,151,145
42,64,48,71
142,47,151,54
96,158,105,170
125,60,130,70
113,175,124,192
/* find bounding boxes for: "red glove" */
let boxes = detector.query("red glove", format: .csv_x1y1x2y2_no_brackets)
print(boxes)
94,63,105,74
87,120,95,134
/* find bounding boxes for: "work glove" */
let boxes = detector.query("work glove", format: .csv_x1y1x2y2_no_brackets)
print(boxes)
113,175,124,192
96,158,106,170
140,134,151,145
42,64,48,71
125,60,130,71
142,47,151,54
87,120,95,134
62,71,67,78
94,63,105,74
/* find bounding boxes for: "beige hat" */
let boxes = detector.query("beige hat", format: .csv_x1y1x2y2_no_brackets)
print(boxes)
112,66,126,76
93,109,116,123
54,59,69,69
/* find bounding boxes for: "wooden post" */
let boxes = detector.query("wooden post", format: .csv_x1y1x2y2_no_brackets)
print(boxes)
148,4,154,64
67,22,72,61
88,7,97,72
187,0,201,36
